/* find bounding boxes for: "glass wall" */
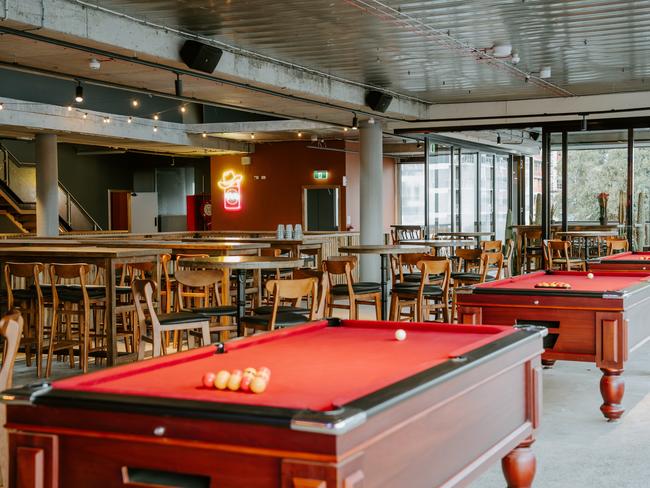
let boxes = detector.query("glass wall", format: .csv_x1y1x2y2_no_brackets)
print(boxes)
397,145,513,242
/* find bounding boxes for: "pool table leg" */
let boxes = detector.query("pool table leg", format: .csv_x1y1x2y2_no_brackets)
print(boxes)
600,368,625,421
501,437,536,488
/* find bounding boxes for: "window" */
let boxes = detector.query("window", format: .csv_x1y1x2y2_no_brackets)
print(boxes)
495,155,509,242
429,146,452,233
398,163,425,224
479,154,494,233
460,153,477,232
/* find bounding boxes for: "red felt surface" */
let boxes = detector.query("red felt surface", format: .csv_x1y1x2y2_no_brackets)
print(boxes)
601,252,650,261
53,320,514,412
477,270,650,293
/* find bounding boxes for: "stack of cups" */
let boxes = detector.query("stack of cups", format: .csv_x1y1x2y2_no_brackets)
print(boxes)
294,224,303,239
276,224,285,240
285,224,293,240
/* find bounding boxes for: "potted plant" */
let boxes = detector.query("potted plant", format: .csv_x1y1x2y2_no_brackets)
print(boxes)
597,192,609,225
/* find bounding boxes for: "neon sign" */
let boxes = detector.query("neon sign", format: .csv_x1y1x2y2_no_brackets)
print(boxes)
217,170,243,211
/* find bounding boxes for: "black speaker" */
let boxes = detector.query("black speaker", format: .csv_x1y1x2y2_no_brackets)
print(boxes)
180,40,223,73
365,90,393,113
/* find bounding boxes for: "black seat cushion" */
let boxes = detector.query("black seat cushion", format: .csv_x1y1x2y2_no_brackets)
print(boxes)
152,311,210,325
190,305,237,317
253,305,310,315
331,283,381,295
57,285,106,301
11,288,35,300
392,283,443,296
244,312,309,328
452,273,495,282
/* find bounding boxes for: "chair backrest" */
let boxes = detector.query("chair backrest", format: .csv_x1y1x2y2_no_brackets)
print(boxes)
293,268,329,319
504,239,515,261
455,248,483,272
480,252,504,281
4,262,43,310
175,269,225,309
264,277,318,329
131,278,160,360
0,312,22,488
49,263,91,305
323,257,356,282
480,240,502,253
397,252,430,280
543,240,571,269
522,229,542,244
416,258,451,294
606,239,629,255
175,253,209,270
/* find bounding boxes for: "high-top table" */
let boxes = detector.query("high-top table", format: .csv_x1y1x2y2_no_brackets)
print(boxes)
177,255,303,336
0,246,164,365
338,245,430,320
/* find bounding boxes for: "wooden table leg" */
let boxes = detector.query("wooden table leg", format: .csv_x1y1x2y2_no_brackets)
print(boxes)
502,437,536,488
600,368,625,420
105,258,117,366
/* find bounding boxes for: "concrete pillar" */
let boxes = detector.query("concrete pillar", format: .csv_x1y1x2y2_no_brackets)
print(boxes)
35,134,59,236
359,120,383,282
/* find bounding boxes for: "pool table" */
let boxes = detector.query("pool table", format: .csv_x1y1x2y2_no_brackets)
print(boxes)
456,270,650,420
2,319,544,488
588,251,650,272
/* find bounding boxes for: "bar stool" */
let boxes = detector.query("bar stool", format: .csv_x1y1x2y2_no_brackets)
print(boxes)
4,262,44,376
46,263,107,376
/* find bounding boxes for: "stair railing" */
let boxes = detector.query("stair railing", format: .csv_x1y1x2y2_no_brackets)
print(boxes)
0,143,102,231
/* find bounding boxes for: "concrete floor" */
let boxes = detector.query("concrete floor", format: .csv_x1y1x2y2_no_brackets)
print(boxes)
8,313,650,488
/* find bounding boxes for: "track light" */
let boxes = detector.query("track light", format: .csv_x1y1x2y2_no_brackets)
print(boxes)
75,82,84,103
131,99,140,108
153,126,158,133
82,113,88,119
127,116,132,123
0,103,3,110
103,116,110,124
497,134,502,144
581,115,588,131
250,133,255,139
351,114,358,130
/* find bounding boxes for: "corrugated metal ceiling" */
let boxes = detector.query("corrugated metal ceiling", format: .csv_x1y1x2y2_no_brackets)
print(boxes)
90,0,650,102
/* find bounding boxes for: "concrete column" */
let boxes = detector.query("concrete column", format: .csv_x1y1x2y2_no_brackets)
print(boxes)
359,120,383,282
35,134,59,236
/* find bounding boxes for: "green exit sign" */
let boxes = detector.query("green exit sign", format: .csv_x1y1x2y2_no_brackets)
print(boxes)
313,170,329,180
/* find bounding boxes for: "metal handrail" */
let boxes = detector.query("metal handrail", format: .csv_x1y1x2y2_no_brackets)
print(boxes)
0,143,102,230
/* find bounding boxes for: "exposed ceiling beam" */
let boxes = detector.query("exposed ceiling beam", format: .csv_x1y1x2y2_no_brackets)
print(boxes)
187,120,335,135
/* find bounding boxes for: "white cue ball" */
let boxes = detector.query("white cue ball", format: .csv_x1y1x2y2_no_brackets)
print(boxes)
587,273,594,279
395,329,407,341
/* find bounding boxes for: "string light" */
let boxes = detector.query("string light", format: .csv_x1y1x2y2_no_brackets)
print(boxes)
202,131,207,138
82,113,88,119
103,116,110,124
67,105,73,112
131,99,139,108
153,126,158,133
180,105,187,113
250,133,255,139
297,132,302,138
127,116,133,123
153,114,159,121
0,102,5,110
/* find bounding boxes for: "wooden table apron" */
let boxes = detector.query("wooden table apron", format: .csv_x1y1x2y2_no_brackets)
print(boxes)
178,256,304,336
0,247,163,366
338,245,430,320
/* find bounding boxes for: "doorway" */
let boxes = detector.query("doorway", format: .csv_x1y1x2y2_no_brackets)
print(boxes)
303,186,341,231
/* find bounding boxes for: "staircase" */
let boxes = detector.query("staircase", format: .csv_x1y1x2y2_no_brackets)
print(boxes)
0,144,101,233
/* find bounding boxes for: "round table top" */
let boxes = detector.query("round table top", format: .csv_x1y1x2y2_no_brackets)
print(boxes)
338,245,429,255
403,239,476,247
178,255,304,270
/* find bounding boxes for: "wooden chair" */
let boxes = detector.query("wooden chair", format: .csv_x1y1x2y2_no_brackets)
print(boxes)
0,312,23,488
480,240,503,253
242,277,318,335
322,257,381,320
4,262,44,377
502,239,515,278
132,279,211,359
174,269,237,343
452,252,504,322
393,252,430,284
606,238,629,255
543,240,585,271
521,229,543,272
46,263,107,376
160,253,174,314
390,257,451,322
452,248,483,276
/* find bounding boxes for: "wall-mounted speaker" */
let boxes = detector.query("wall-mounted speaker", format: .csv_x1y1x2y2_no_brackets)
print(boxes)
365,90,393,113
180,40,223,73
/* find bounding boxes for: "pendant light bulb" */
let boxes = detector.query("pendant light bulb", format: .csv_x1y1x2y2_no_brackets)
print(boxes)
74,83,84,103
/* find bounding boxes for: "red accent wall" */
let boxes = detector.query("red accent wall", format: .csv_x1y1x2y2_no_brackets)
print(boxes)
210,140,396,231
